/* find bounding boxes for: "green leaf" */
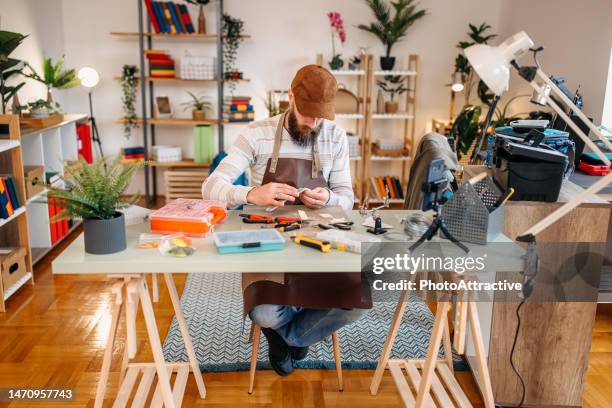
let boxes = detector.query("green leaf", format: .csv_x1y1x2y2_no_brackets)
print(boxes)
0,31,28,61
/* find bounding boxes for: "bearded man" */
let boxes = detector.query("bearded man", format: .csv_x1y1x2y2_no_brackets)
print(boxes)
202,65,369,376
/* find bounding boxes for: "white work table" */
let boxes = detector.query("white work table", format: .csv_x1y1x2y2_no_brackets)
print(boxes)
51,208,524,408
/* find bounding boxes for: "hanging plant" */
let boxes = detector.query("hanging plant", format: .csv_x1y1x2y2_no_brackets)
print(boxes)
120,65,138,139
222,13,244,93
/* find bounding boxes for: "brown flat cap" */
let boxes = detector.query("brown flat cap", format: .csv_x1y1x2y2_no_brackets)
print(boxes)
291,65,337,120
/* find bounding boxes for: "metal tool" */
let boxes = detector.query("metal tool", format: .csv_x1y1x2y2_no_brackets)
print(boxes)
318,221,354,231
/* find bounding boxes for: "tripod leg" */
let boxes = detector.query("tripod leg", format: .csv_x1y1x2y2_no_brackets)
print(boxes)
409,222,439,252
439,222,469,253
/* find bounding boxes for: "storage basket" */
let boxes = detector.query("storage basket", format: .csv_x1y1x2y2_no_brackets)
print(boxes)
346,134,360,158
371,142,409,157
152,145,182,162
335,84,359,114
179,52,215,80
440,176,504,245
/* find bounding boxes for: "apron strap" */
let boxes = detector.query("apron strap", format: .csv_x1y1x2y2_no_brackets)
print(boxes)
270,110,321,179
312,141,321,178
269,112,286,174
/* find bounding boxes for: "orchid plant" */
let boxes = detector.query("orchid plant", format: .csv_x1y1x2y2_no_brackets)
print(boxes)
327,12,346,70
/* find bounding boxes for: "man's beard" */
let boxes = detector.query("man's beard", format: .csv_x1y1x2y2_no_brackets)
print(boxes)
286,109,321,147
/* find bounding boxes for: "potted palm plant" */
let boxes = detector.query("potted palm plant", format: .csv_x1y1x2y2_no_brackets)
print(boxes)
181,91,212,121
24,55,80,105
357,0,427,70
376,75,408,113
44,157,142,255
0,30,28,115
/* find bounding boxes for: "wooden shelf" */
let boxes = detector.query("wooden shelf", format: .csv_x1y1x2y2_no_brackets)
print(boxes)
19,114,88,137
112,76,250,83
117,118,218,126
336,113,364,119
370,156,411,161
0,139,20,153
3,272,32,302
0,206,26,228
31,220,82,265
148,159,210,168
372,113,414,120
330,70,365,76
373,70,417,76
110,31,251,39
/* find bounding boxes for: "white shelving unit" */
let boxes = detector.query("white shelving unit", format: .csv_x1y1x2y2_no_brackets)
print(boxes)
20,114,87,264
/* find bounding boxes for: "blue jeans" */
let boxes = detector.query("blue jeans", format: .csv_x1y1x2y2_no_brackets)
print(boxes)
249,305,368,347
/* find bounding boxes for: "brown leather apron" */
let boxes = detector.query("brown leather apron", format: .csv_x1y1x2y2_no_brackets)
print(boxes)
242,112,372,314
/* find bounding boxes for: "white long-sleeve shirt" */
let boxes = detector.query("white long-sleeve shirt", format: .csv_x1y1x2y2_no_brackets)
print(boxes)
202,114,354,211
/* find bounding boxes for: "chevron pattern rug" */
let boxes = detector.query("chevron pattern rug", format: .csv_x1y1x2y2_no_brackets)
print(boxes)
162,273,463,372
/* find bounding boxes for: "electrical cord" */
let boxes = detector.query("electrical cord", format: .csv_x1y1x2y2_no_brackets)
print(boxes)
510,299,527,408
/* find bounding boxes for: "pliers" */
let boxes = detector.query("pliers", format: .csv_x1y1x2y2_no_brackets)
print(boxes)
239,214,275,224
318,221,354,230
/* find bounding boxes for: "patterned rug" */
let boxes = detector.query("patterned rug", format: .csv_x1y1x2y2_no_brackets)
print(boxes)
162,273,464,372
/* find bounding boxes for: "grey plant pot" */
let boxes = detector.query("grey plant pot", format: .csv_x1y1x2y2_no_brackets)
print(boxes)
83,213,127,255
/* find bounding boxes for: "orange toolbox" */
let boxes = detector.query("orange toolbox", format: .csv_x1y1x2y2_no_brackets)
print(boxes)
149,198,227,237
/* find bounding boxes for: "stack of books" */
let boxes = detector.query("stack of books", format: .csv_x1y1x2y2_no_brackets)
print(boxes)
45,173,70,245
224,96,255,123
144,0,196,34
121,147,146,163
0,175,21,219
146,50,175,78
369,176,404,201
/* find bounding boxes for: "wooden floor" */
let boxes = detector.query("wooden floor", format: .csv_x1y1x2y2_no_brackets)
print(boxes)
0,228,611,407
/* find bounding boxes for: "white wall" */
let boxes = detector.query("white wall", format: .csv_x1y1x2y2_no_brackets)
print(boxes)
498,0,612,124
0,0,65,107
4,0,505,193
57,0,502,193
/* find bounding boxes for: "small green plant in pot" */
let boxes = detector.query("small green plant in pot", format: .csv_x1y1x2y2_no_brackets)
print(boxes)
358,0,427,70
24,55,80,105
181,92,212,121
377,75,408,113
45,157,142,255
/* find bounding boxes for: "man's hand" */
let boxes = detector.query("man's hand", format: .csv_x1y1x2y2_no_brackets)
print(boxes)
300,187,330,209
246,183,299,207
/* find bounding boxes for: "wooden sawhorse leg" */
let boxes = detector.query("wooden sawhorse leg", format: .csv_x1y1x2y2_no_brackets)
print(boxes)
94,274,205,408
370,295,493,407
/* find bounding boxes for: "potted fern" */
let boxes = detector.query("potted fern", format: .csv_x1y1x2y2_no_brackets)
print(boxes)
181,92,212,121
45,157,142,255
357,0,427,70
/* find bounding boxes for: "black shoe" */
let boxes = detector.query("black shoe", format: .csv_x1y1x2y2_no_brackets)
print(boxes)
289,345,309,361
261,328,293,376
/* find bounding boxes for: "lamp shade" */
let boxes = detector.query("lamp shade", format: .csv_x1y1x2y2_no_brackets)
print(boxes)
78,67,100,88
464,31,534,96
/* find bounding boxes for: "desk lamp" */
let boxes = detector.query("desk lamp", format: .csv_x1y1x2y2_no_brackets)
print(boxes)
464,31,612,241
77,67,105,160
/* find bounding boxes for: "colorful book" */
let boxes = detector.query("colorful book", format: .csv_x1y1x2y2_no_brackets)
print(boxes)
0,178,13,216
49,201,58,245
144,0,161,33
150,69,175,77
385,176,396,199
5,177,20,209
148,59,174,66
162,3,176,33
226,104,254,112
172,3,187,33
167,2,183,33
224,112,255,120
179,4,195,33
153,2,169,33
194,127,203,163
393,178,404,199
